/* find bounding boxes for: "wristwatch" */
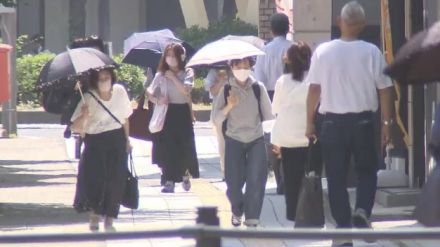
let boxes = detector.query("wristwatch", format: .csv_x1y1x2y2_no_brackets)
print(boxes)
383,119,394,126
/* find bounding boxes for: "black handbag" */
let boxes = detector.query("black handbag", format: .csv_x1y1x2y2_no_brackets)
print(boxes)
295,140,325,228
122,153,139,209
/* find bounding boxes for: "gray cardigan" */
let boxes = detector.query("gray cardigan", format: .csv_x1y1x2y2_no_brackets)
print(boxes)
213,76,274,143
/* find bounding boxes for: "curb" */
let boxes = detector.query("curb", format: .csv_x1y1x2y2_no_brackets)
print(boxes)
0,110,211,124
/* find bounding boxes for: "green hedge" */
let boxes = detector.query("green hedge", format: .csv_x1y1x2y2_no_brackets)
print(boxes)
176,17,258,50
16,52,55,105
112,54,146,98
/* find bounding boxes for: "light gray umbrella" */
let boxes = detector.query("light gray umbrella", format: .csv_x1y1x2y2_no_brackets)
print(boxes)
186,39,265,68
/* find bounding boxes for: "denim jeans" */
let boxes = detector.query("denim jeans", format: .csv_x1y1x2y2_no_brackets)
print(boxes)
320,112,378,228
224,136,268,221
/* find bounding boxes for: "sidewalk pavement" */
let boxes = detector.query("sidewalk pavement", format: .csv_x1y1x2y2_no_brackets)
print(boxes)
0,123,433,247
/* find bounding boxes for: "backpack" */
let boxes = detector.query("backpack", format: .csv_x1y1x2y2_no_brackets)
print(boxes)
222,83,263,135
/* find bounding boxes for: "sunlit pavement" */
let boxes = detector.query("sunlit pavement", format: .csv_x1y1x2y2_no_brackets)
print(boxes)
0,124,431,246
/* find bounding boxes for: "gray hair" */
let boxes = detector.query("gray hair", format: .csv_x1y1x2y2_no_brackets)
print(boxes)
341,1,366,25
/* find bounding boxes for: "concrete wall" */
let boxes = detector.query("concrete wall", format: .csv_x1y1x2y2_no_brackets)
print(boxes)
109,0,142,54
236,0,259,26
17,0,43,37
293,0,332,50
44,0,70,53
179,0,209,28
85,0,99,36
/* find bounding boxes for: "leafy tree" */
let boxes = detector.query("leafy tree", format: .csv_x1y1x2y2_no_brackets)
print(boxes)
0,0,16,7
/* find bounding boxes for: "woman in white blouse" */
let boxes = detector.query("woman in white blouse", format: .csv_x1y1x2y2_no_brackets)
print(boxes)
70,68,133,231
147,43,199,193
271,42,318,223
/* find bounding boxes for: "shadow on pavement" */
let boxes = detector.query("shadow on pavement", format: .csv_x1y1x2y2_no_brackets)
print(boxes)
0,162,76,188
0,203,87,230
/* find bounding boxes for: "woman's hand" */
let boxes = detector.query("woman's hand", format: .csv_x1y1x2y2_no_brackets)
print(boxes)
157,96,168,105
126,140,133,153
226,92,239,108
164,70,177,81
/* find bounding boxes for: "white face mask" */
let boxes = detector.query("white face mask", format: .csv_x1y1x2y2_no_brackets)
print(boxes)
232,69,251,82
98,79,112,93
166,56,178,68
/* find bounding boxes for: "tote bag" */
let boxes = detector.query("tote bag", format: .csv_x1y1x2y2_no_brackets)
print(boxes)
295,140,325,228
129,92,153,141
149,82,168,133
122,153,139,209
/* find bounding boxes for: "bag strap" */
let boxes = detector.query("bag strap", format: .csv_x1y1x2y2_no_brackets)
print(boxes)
88,92,123,126
128,152,138,178
137,90,146,110
251,83,263,122
222,84,232,135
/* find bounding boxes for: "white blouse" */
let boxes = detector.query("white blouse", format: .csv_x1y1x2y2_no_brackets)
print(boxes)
71,84,133,135
271,74,309,148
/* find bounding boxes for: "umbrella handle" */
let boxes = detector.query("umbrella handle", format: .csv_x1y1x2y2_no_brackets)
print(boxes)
76,81,85,104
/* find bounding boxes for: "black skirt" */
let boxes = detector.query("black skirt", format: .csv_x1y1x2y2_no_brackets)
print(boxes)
73,128,128,218
152,103,199,182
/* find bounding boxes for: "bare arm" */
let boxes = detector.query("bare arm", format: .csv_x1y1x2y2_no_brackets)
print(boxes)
379,86,394,122
306,84,321,138
210,78,226,97
70,104,89,134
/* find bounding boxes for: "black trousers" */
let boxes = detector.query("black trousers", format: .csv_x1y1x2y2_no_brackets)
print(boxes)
281,142,323,222
321,112,378,228
281,147,307,221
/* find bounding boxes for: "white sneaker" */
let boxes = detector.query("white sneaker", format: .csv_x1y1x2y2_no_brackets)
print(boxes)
161,181,175,193
182,172,191,192
89,213,100,231
104,217,116,232
231,215,242,227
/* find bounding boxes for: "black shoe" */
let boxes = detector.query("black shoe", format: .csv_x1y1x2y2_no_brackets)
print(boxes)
352,208,371,228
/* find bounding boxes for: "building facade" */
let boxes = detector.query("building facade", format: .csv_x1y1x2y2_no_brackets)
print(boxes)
17,0,259,54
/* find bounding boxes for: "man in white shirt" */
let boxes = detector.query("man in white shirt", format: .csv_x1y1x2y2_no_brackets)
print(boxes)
306,2,394,246
255,13,292,194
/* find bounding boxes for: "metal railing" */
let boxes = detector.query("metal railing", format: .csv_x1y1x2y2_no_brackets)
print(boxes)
0,207,438,246
1,226,440,245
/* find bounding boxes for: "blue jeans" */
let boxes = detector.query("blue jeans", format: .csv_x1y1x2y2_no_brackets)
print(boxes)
320,112,378,228
224,136,268,221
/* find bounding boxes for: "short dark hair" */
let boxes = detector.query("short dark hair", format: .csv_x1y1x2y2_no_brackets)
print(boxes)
285,42,312,81
270,13,290,36
88,68,117,90
157,43,186,74
70,36,105,53
229,57,255,68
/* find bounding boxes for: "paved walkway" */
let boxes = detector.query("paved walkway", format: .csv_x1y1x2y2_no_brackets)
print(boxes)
0,123,433,246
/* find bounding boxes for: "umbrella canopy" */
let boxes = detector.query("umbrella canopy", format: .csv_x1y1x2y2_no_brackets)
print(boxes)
384,21,440,84
122,29,194,68
37,47,117,91
186,39,265,68
36,47,117,117
222,35,266,50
